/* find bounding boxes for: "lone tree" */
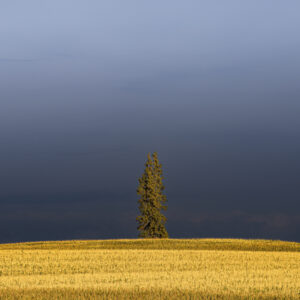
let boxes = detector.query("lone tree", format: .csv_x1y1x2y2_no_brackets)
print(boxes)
136,152,168,238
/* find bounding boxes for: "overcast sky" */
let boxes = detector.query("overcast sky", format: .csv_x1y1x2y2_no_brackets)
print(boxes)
0,1,299,242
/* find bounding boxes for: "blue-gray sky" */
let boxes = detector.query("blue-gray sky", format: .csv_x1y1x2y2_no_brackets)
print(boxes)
1,1,300,242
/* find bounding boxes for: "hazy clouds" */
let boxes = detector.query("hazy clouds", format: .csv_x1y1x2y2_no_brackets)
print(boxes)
0,1,300,242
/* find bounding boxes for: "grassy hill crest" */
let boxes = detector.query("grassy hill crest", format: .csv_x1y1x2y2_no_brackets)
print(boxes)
1,238,299,251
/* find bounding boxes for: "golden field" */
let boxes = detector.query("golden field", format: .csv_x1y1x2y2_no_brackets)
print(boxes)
0,239,299,299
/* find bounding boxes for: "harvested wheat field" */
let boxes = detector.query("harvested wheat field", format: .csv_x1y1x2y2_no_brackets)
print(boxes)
0,239,299,299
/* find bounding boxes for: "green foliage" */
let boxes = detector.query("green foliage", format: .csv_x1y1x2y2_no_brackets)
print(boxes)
136,152,168,238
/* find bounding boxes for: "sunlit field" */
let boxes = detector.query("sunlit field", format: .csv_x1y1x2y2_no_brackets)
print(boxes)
0,239,299,299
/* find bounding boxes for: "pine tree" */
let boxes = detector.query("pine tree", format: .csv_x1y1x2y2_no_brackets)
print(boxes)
136,152,168,238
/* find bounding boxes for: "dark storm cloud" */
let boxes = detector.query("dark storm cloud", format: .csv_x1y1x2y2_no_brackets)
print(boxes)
166,210,300,241
0,0,300,242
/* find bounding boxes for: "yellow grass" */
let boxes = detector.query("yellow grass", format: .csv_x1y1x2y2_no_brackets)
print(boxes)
0,239,299,299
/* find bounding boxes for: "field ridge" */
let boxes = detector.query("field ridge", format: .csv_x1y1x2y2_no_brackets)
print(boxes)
1,239,299,299
0,238,299,251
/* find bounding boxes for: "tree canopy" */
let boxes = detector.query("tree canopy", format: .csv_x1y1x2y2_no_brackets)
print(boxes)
136,152,168,238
